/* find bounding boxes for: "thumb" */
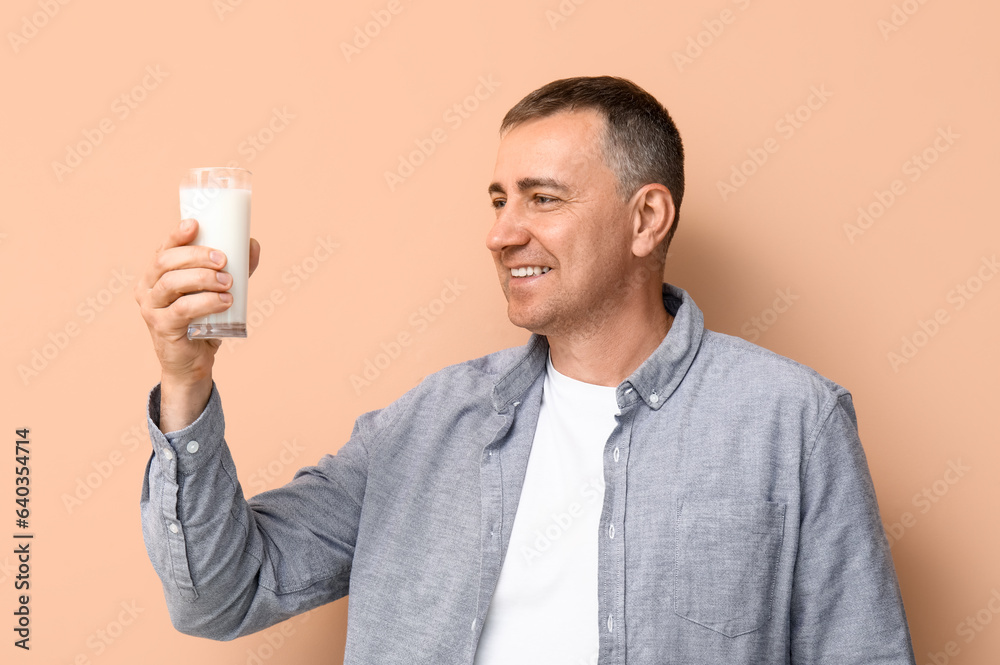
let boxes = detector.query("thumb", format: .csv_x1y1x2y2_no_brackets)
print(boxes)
248,238,261,277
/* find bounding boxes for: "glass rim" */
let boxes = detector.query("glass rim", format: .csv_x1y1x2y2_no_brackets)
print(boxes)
183,166,252,175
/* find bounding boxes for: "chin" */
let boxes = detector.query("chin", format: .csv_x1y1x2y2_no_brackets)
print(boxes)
505,305,535,331
505,305,551,336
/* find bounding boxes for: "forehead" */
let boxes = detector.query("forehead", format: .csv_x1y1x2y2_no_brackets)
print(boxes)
493,109,611,182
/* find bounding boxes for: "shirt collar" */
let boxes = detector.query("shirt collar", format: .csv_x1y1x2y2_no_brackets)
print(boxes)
491,282,705,412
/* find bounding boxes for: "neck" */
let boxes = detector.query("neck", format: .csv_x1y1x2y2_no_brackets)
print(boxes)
547,284,673,387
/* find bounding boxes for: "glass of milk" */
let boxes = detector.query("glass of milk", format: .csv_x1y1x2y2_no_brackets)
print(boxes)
180,167,252,339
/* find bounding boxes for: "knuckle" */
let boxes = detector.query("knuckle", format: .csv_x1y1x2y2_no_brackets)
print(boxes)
142,307,160,329
171,296,191,318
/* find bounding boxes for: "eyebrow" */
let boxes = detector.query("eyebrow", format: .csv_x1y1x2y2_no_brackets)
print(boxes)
487,177,570,197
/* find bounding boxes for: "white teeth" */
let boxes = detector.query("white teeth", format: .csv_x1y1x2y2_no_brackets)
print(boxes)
510,266,552,277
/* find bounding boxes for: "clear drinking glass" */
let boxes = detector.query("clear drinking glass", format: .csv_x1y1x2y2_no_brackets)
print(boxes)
180,167,252,339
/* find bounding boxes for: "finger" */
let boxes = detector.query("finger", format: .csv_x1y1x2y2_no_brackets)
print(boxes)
140,245,227,304
138,219,209,294
249,238,261,277
147,290,234,334
153,244,227,276
147,267,233,311
157,218,199,255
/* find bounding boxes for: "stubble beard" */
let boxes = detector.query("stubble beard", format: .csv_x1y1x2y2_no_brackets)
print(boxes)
505,284,621,345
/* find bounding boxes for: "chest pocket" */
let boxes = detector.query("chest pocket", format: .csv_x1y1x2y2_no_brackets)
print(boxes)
673,498,786,637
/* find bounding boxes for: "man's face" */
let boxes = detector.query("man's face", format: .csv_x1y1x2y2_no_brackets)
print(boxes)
487,109,634,337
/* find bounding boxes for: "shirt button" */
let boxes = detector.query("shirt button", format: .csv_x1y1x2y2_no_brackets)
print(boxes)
613,447,620,462
186,440,200,454
649,392,659,404
168,522,179,534
608,524,615,539
607,615,614,632
163,448,174,461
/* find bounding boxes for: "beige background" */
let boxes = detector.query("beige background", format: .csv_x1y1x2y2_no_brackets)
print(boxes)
3,0,998,663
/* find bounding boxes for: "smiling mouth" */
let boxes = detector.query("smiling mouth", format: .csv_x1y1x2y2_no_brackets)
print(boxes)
510,266,552,277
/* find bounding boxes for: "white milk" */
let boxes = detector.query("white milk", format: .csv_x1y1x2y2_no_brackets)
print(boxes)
180,186,251,335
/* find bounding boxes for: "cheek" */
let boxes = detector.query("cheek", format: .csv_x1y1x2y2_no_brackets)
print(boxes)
493,256,509,279
584,213,632,268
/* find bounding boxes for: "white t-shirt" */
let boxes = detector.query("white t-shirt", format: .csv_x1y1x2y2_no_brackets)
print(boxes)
473,353,620,665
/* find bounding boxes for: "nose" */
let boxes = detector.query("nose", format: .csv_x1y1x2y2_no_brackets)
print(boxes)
485,206,531,255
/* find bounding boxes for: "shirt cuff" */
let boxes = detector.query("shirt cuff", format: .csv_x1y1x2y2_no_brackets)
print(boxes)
145,381,225,476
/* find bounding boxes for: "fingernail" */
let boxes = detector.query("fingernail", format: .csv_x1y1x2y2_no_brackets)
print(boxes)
219,292,233,303
216,272,231,284
182,219,194,232
210,250,225,265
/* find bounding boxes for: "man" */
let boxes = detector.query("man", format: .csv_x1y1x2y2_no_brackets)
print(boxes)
136,76,916,663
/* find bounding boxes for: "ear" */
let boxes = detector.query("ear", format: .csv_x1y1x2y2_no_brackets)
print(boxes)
630,184,676,259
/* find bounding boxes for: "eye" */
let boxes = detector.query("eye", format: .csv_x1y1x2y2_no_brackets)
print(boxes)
491,198,506,209
535,195,557,205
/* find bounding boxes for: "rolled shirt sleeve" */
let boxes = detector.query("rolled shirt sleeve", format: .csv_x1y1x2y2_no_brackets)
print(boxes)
139,382,369,640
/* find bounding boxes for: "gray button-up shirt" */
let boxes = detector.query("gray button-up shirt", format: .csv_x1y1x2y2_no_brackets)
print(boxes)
140,282,916,664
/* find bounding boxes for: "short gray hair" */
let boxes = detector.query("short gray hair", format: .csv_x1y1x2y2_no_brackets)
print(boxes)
500,76,685,253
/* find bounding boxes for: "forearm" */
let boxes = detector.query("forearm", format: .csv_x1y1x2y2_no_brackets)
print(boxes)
141,381,267,638
158,371,214,434
140,382,361,640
